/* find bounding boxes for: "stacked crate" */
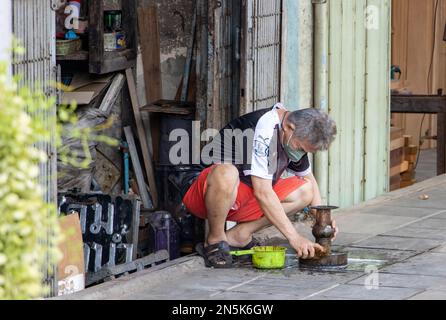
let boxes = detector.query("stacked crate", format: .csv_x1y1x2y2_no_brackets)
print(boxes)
389,128,418,191
400,135,418,188
390,127,405,191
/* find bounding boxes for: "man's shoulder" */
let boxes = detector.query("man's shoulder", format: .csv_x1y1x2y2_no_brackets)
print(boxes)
222,108,273,131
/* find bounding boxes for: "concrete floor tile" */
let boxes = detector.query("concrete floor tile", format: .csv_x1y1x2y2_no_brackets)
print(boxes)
331,232,373,246
383,197,446,210
219,283,320,298
123,288,218,300
413,218,446,230
359,205,437,218
308,284,422,300
435,212,446,219
307,295,363,300
380,252,446,277
381,226,446,241
338,246,417,261
335,213,417,235
347,273,446,289
409,290,446,300
352,235,443,252
209,291,300,300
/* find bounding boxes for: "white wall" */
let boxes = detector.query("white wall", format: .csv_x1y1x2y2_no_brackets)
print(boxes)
0,0,12,64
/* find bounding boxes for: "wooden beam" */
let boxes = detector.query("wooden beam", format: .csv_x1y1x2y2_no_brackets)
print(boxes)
391,95,446,113
137,4,162,164
123,126,152,209
88,0,105,74
140,104,195,115
137,5,162,104
125,68,158,209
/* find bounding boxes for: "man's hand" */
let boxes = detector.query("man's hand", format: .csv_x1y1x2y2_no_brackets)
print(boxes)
332,219,339,242
290,236,325,259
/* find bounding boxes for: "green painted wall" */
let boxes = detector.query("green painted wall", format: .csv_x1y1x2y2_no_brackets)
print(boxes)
281,0,313,111
315,0,391,208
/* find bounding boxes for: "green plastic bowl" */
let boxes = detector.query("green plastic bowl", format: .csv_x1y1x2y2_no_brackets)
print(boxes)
231,246,287,269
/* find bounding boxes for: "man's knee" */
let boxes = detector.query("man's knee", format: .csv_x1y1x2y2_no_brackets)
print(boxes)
299,179,314,204
285,179,314,205
207,164,239,193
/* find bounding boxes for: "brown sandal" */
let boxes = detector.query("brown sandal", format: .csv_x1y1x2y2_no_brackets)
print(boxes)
195,241,233,268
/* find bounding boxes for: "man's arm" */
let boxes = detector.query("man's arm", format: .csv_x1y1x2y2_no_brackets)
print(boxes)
303,172,339,241
251,175,324,258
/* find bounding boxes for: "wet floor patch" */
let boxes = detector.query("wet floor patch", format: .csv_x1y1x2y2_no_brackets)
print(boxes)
232,245,413,277
344,257,387,272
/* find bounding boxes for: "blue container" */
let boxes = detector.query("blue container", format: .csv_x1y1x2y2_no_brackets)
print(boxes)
148,211,181,260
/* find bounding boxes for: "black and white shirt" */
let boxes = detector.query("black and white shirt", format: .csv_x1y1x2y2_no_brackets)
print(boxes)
201,103,312,187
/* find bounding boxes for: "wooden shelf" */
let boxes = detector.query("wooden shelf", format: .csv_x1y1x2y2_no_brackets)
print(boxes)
90,48,136,74
140,100,195,115
56,50,89,61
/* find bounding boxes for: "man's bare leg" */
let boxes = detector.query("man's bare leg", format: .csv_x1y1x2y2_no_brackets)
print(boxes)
204,164,240,246
226,180,313,248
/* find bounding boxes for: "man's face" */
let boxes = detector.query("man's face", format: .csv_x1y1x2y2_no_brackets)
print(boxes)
282,127,318,154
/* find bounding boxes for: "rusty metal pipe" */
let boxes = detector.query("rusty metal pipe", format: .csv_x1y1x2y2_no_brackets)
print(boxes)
311,205,338,256
299,205,348,268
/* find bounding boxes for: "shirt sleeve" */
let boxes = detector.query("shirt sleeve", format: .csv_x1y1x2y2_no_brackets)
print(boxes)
247,121,277,180
287,154,312,177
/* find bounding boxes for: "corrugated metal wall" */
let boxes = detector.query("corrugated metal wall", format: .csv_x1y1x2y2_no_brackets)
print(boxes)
315,0,391,208
11,0,57,294
241,0,282,113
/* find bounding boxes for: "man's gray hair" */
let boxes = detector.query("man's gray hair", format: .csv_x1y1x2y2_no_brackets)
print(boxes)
288,108,337,151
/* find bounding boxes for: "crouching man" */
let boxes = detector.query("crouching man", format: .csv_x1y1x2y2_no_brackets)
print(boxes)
180,103,338,268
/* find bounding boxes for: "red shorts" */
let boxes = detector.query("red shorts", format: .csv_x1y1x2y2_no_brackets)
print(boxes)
182,165,308,223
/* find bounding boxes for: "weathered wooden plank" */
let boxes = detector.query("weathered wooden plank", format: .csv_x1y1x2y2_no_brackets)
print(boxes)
94,150,121,194
99,73,125,115
125,68,158,209
88,0,105,74
390,148,404,167
391,127,404,140
123,126,152,209
137,4,162,164
390,138,405,151
400,160,409,173
137,5,162,104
